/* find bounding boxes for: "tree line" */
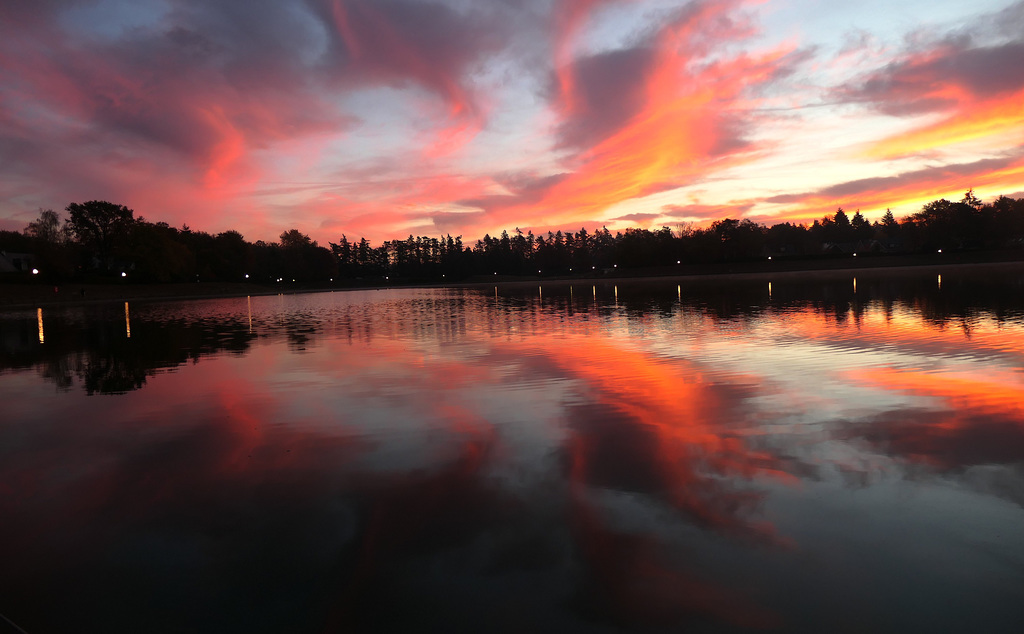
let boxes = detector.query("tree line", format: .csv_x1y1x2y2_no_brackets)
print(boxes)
2,190,1022,284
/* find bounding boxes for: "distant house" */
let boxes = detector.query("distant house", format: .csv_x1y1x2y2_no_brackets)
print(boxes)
0,251,36,273
874,238,906,254
821,241,854,255
822,240,881,255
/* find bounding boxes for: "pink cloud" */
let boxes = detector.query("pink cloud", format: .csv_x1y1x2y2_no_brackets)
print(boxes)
466,1,800,234
3,0,1021,248
323,0,510,156
0,1,512,242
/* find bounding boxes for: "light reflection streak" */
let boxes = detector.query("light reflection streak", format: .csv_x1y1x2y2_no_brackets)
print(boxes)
125,302,131,338
37,307,43,344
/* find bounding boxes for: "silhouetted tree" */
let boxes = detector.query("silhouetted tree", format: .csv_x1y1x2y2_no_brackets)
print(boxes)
278,229,336,281
765,222,806,256
880,209,898,231
126,221,195,282
212,230,251,281
25,209,67,245
0,229,32,253
991,196,1024,247
9,190,1024,288
65,200,135,269
962,188,983,209
23,208,75,280
907,196,985,251
851,210,872,241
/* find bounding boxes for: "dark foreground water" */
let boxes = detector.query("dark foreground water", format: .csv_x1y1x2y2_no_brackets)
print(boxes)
2,267,1024,633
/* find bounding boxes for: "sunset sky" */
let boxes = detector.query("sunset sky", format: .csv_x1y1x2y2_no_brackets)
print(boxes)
2,0,1023,245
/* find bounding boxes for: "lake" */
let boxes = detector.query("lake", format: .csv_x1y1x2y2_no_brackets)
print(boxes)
2,266,1024,633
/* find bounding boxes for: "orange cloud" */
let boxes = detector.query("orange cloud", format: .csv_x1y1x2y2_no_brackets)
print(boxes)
867,89,1024,160
476,5,794,234
836,38,1024,159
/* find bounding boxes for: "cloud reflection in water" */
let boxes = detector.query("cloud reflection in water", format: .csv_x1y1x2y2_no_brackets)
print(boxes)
2,272,1024,631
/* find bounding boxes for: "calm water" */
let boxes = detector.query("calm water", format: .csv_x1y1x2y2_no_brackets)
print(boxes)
2,267,1024,633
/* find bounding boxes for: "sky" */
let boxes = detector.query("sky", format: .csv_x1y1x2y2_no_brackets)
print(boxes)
2,0,1024,245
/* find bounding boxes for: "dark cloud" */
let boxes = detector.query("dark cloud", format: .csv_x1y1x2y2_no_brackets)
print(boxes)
0,0,529,236
817,155,1019,198
495,171,571,197
1,2,345,174
844,408,1024,472
309,0,513,109
662,203,754,219
609,212,662,224
0,0,516,175
835,37,1024,115
455,172,569,213
764,153,1024,204
554,46,654,149
429,209,486,234
987,0,1024,39
0,1,75,24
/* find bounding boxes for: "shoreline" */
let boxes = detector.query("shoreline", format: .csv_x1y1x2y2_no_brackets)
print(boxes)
2,257,1022,311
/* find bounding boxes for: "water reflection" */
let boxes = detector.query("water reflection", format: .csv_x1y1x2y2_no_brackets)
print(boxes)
844,368,1024,503
1,299,258,394
1,268,1023,632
